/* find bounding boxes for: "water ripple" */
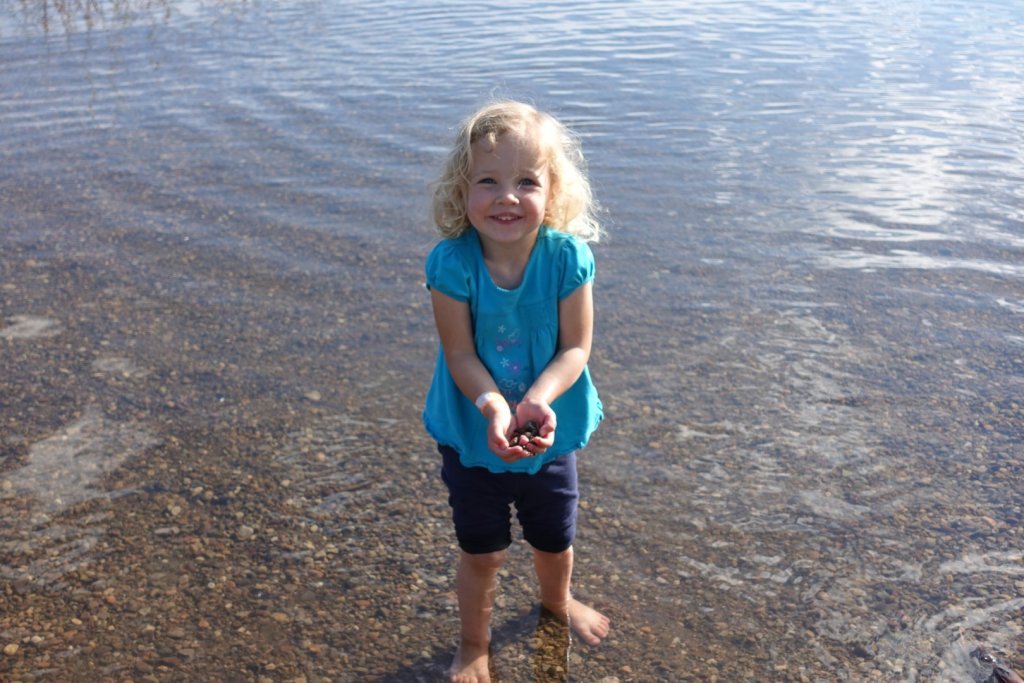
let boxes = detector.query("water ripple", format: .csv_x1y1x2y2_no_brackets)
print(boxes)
2,0,1024,679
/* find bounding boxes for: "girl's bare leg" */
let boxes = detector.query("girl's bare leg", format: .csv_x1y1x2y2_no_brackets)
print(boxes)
532,546,610,646
451,549,505,683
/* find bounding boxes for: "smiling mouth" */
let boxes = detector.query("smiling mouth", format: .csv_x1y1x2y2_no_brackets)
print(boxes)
491,213,521,222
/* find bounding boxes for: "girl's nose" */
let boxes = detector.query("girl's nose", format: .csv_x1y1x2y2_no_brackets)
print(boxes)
497,189,519,204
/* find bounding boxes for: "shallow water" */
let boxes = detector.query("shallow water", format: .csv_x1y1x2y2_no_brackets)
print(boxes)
2,0,1023,681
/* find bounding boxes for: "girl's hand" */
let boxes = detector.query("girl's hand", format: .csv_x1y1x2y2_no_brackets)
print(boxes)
493,418,535,463
480,394,556,463
511,397,556,457
482,398,516,458
480,393,538,463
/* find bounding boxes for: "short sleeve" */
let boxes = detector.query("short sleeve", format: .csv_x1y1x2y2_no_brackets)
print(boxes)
557,237,596,300
425,239,471,302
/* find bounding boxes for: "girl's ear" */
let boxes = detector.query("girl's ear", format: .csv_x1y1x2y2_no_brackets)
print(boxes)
543,175,560,214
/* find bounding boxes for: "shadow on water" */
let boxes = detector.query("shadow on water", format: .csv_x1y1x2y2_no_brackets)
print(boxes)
375,606,576,683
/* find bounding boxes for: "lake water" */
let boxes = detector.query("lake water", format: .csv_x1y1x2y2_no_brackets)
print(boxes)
1,1,1022,681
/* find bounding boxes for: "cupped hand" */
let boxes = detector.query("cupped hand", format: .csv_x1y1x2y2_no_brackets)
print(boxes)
484,400,535,463
485,399,515,457
511,398,556,456
485,397,557,463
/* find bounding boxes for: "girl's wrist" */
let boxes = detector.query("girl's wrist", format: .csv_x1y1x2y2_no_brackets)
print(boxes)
519,393,548,409
475,391,506,416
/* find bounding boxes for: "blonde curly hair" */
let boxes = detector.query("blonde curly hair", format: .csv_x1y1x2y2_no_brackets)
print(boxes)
431,100,602,243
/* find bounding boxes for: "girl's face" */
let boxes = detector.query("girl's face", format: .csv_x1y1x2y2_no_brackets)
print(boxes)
466,133,550,250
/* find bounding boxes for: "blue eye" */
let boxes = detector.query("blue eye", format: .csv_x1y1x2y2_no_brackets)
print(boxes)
519,178,536,187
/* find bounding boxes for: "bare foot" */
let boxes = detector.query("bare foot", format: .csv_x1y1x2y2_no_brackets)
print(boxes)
543,598,610,646
449,639,491,683
567,598,610,645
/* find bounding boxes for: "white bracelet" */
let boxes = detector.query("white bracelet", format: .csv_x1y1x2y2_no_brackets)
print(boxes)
474,391,503,412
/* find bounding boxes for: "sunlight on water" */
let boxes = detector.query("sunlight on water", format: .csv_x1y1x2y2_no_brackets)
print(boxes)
0,315,63,340
1,406,159,592
3,406,157,512
817,249,1024,277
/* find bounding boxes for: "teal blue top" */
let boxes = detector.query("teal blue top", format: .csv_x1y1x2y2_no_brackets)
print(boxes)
423,227,603,474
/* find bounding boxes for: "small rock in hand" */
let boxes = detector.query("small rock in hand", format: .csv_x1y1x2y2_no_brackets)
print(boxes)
512,421,539,450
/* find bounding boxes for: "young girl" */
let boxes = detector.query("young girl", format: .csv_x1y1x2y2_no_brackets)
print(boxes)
423,100,610,683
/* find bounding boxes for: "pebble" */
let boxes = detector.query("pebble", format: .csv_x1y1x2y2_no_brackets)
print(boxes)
3,643,19,656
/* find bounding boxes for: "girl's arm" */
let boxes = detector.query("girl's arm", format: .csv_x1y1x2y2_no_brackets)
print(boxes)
516,281,594,451
430,288,530,462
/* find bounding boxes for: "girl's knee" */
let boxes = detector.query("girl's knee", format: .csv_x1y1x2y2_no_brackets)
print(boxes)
532,545,573,560
461,549,507,572
525,531,574,555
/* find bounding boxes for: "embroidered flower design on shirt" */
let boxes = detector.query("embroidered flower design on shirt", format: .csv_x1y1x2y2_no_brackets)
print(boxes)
495,327,521,353
493,324,527,400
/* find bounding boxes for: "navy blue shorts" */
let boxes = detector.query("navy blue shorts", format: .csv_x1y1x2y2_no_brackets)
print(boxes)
439,445,579,555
